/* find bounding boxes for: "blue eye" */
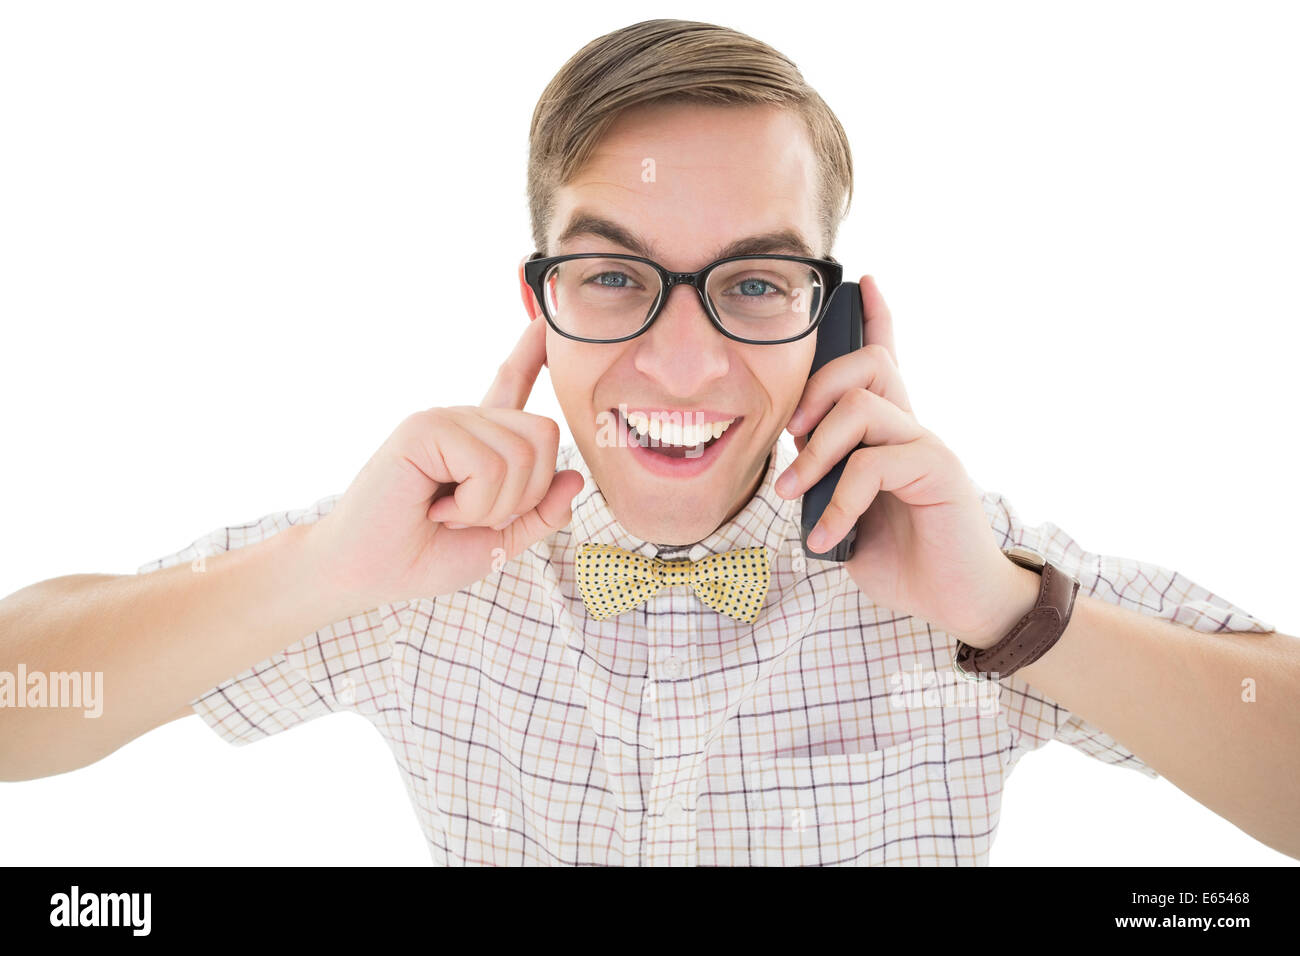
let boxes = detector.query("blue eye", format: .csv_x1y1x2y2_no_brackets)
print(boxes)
724,276,787,299
736,278,776,296
589,272,633,288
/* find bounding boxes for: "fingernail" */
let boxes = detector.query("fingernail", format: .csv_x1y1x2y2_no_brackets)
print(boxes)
444,522,468,530
807,524,827,551
787,408,806,433
775,468,796,496
491,514,520,530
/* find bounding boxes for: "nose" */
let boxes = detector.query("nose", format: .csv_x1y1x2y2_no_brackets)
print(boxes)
631,283,730,393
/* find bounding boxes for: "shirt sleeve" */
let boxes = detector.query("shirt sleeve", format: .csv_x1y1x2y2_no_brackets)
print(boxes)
977,487,1276,780
135,494,409,746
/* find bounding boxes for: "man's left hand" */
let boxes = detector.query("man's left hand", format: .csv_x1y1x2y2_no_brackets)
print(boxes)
774,276,1040,649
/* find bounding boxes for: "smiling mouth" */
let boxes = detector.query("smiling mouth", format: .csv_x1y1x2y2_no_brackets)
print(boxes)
612,407,742,459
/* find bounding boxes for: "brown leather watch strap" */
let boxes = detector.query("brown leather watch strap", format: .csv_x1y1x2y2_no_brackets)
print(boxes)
953,556,1080,680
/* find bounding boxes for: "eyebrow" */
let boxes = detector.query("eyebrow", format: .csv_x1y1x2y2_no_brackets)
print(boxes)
554,211,817,261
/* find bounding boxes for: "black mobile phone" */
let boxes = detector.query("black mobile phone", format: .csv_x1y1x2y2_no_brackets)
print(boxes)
799,280,865,562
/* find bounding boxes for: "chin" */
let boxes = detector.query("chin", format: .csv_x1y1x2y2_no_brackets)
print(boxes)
623,515,714,546
574,421,765,542
609,483,720,543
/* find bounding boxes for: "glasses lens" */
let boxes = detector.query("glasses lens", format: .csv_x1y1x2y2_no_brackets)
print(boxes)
543,257,661,341
705,258,827,341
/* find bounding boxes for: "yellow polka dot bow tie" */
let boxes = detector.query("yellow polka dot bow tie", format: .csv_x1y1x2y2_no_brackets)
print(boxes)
576,543,771,624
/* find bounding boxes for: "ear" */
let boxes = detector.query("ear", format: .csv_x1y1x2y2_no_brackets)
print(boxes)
518,256,541,320
518,256,546,367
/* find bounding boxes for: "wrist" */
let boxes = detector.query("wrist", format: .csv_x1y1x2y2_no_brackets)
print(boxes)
952,561,1042,650
292,519,379,623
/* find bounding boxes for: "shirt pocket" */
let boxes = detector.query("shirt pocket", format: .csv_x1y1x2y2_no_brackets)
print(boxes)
745,734,947,866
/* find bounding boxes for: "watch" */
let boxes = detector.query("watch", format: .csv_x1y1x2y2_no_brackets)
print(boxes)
951,545,1080,681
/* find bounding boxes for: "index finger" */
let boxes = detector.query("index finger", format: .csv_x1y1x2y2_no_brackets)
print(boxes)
860,275,899,368
482,315,548,410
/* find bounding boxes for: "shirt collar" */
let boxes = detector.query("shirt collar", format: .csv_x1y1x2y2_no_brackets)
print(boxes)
560,437,799,563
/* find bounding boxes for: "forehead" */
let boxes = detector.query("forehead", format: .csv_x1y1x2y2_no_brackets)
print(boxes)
549,102,821,268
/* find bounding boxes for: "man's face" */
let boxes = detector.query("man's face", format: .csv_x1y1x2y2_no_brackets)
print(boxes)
523,101,824,545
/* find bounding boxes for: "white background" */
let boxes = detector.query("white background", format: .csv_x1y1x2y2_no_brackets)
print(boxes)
1,0,1296,866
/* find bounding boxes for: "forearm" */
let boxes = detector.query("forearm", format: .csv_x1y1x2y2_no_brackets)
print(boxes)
1015,590,1300,859
0,521,351,780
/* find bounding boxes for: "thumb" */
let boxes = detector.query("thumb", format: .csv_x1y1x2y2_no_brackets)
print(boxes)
499,468,584,556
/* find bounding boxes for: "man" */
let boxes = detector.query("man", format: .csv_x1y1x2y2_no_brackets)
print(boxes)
1,19,1296,865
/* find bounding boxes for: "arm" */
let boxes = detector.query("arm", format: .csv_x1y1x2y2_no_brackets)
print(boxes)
995,571,1300,860
0,319,583,782
775,274,1300,861
0,522,355,780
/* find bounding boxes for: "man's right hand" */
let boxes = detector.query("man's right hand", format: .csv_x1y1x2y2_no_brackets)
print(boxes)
304,317,584,611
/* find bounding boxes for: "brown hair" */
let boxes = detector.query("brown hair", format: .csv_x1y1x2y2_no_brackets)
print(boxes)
527,19,853,258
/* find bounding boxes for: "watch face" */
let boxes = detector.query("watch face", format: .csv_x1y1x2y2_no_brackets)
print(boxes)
1004,545,1046,570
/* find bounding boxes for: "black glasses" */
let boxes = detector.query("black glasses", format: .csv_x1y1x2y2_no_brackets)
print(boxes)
523,251,844,345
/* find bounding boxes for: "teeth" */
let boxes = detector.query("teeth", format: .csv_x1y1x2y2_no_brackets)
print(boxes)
623,410,736,446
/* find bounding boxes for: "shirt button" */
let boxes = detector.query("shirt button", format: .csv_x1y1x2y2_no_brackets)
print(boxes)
791,555,806,574
688,543,709,562
664,798,685,824
662,655,682,678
